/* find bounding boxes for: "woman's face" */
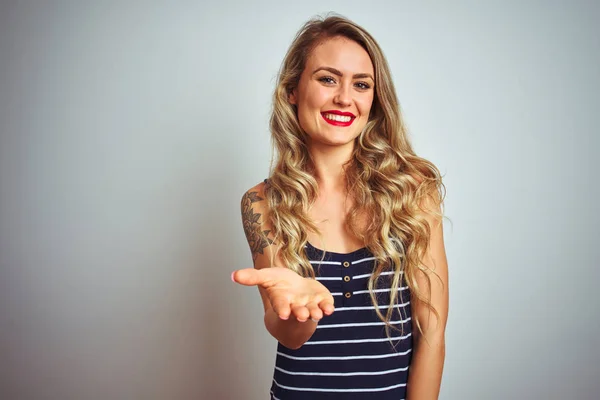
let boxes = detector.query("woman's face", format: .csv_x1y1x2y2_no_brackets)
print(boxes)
290,36,375,149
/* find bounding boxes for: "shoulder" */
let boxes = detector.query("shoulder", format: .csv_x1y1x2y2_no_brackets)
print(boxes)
241,180,270,215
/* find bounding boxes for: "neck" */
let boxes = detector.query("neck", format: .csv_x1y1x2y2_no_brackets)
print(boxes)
307,140,355,191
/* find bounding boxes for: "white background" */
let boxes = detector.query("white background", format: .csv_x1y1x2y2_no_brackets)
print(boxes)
1,1,598,399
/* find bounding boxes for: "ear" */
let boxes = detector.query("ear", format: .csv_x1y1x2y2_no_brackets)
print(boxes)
288,88,298,105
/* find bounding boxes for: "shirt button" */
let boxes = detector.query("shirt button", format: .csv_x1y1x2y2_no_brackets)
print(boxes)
343,261,350,268
343,276,351,282
344,292,352,298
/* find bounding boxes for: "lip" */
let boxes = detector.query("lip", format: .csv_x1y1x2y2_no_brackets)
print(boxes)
321,110,356,127
322,110,356,117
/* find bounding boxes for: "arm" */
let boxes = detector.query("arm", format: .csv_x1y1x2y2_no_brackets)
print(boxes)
406,194,449,400
236,183,333,349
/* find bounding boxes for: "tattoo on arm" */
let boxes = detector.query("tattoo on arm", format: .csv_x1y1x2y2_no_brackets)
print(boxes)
242,191,274,260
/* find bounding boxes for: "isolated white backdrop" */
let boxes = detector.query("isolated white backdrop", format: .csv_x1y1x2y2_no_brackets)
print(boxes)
0,1,598,399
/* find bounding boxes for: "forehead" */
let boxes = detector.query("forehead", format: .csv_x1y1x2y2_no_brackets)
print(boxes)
306,36,374,75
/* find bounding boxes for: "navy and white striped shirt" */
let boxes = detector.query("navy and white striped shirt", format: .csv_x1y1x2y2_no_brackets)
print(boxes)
270,242,413,400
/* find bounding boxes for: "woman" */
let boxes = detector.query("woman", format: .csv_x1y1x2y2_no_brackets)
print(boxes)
232,14,448,400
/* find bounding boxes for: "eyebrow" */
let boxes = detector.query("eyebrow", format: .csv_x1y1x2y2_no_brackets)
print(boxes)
312,66,374,81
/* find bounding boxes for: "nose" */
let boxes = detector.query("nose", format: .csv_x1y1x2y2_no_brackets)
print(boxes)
334,83,352,107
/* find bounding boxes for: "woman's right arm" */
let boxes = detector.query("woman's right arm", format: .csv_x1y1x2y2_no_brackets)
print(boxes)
233,183,334,350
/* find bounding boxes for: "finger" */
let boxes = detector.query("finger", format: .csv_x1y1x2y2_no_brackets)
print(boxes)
271,296,291,320
318,298,335,316
291,304,310,322
305,302,323,321
232,268,265,287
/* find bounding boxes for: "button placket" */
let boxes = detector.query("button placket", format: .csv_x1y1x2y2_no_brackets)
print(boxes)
342,260,352,303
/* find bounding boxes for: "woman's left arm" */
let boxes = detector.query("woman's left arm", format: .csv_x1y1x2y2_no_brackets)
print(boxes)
406,195,449,400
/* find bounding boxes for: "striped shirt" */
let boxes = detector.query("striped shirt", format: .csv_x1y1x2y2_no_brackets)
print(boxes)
269,242,413,400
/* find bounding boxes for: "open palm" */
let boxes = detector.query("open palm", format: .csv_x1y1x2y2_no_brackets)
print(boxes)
232,267,335,322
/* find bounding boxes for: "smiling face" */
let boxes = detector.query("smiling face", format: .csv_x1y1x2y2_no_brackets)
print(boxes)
290,36,375,150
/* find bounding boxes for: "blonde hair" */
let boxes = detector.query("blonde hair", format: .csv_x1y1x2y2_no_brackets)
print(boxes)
265,14,446,337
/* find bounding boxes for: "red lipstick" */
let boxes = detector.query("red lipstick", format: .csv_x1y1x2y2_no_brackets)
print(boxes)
321,110,356,127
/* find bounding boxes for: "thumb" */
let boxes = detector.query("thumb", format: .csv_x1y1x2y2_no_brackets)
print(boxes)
232,268,265,287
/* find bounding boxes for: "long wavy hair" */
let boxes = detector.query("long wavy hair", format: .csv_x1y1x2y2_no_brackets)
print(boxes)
265,14,446,337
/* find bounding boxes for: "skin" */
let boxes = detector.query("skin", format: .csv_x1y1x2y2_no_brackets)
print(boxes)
290,36,375,156
233,36,449,399
235,187,333,350
291,36,375,252
406,197,449,399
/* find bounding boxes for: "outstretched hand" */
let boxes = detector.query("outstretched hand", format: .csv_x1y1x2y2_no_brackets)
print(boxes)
232,267,335,322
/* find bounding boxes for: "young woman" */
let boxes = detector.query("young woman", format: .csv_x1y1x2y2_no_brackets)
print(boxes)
232,15,449,400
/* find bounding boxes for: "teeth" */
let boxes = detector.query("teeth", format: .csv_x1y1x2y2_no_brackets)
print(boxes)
324,113,352,122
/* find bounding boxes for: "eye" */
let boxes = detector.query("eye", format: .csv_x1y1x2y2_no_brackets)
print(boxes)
355,81,371,90
318,76,337,85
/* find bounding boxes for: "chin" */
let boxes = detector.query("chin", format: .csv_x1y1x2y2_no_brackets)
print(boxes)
319,137,358,147
304,126,361,147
